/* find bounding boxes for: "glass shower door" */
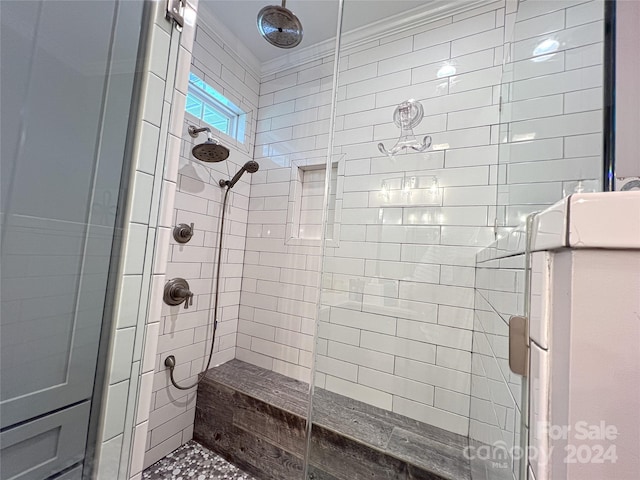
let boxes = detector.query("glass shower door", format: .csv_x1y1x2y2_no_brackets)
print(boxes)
306,0,507,478
0,1,145,478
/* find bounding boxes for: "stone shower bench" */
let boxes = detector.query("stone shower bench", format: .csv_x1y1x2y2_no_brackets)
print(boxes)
194,359,471,480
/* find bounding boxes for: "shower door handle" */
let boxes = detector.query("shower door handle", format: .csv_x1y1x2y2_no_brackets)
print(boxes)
163,278,194,309
509,315,528,377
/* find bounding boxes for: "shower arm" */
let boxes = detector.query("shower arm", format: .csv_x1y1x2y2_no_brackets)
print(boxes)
188,125,213,140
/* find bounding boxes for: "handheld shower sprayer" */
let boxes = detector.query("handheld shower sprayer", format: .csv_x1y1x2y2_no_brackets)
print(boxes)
219,161,260,188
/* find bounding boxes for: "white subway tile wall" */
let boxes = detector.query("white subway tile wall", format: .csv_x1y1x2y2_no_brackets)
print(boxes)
237,46,335,381
299,167,327,239
240,1,515,437
499,0,604,225
240,0,602,438
140,9,259,471
317,1,524,437
123,6,196,479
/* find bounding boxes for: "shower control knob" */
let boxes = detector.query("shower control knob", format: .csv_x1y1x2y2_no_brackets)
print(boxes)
163,278,194,310
173,223,194,243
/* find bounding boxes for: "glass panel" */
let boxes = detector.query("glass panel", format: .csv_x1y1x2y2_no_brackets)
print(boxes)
307,1,504,478
471,250,528,479
469,2,606,479
307,1,606,479
0,0,144,477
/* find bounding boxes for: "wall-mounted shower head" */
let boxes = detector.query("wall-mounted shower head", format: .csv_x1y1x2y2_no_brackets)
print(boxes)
188,125,230,162
257,0,303,49
220,161,260,189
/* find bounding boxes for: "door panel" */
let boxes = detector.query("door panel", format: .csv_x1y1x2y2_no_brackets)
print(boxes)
0,0,146,477
0,0,118,427
0,402,90,480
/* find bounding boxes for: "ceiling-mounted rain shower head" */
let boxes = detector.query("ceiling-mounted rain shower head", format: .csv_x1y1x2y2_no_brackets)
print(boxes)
188,125,230,162
257,0,303,49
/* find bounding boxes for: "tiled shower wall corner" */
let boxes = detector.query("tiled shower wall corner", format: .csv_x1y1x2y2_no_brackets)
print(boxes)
95,2,190,480
235,53,335,382
141,12,260,471
499,0,604,224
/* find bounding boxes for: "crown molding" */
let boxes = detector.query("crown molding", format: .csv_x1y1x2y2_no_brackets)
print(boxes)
260,0,493,78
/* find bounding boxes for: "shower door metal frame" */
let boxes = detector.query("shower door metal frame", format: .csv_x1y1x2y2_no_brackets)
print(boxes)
602,0,616,191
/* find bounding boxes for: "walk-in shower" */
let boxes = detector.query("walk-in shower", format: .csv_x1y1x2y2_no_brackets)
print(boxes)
5,0,620,478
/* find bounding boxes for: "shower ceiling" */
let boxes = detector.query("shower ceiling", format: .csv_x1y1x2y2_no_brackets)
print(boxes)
199,0,427,62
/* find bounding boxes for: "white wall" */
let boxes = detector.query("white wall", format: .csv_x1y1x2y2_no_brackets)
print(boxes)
237,0,605,439
141,13,260,470
468,3,606,478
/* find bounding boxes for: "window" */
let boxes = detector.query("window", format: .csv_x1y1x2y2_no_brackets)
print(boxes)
185,73,246,143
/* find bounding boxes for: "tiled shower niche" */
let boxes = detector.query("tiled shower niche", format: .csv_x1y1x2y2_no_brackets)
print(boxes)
286,160,339,244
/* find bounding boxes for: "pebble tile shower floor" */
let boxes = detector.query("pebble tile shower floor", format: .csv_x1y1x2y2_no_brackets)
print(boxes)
142,441,259,480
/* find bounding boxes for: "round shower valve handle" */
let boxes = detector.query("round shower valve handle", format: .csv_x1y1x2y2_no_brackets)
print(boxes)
173,223,194,243
163,278,194,309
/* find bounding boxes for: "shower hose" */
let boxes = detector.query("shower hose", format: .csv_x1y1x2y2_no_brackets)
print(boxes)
165,185,231,390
